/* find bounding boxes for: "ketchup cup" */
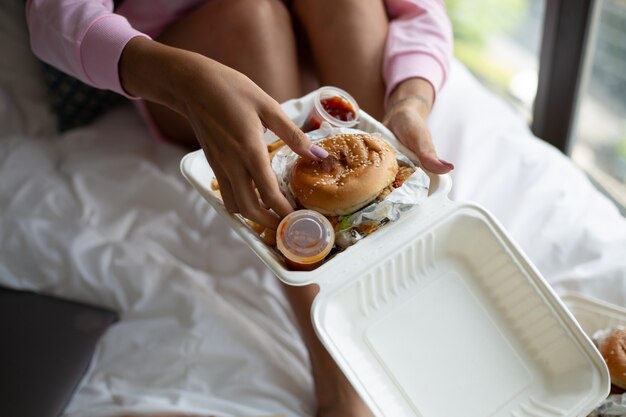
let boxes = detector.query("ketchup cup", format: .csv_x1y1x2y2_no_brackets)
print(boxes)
301,86,360,132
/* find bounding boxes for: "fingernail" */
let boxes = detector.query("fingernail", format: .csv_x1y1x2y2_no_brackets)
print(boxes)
438,158,454,168
311,144,329,159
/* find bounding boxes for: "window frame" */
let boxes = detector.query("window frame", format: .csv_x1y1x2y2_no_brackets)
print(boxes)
532,0,600,154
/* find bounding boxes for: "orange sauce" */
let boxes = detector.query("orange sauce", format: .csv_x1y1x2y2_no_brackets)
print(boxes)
276,210,335,271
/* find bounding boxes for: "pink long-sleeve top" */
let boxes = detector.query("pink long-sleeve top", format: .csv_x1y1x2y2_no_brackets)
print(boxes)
26,0,452,104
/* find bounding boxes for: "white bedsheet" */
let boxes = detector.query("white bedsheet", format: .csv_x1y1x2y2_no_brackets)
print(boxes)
1,53,626,416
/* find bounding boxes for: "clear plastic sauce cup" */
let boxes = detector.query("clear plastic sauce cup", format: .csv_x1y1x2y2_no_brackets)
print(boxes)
301,86,360,132
277,210,335,271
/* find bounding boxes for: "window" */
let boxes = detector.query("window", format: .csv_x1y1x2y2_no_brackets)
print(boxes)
571,0,626,207
447,0,626,209
446,0,545,120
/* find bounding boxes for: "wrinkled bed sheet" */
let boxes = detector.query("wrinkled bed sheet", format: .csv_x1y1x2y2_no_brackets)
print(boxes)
1,61,625,417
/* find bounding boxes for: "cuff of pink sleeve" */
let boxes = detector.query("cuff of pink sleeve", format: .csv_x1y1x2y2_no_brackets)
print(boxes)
80,14,150,99
384,52,447,107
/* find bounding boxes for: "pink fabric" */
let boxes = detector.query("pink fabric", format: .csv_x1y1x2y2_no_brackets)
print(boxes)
26,0,452,103
80,15,150,96
384,0,453,103
26,0,150,98
115,0,205,38
133,100,168,142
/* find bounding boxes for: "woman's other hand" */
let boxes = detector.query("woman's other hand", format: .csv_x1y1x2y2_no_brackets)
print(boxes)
119,37,328,229
383,78,453,175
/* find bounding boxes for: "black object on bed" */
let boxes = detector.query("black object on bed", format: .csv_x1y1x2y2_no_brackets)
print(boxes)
0,286,118,417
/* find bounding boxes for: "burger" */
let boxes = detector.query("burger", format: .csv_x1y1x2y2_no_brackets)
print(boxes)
290,132,413,216
596,327,626,390
208,132,418,259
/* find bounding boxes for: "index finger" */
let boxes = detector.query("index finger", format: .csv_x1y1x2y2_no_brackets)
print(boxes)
260,103,329,161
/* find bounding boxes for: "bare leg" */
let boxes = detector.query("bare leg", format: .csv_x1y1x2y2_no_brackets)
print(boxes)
285,2,390,414
292,0,388,120
283,285,373,417
144,2,376,415
144,0,301,145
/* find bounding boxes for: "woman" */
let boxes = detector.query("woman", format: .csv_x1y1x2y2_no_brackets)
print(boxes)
26,1,453,415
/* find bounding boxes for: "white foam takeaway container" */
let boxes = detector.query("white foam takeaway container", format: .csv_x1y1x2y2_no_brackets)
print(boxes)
560,293,626,338
181,89,610,417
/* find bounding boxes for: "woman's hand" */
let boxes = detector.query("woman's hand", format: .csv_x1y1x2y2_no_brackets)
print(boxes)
119,37,327,229
383,78,453,174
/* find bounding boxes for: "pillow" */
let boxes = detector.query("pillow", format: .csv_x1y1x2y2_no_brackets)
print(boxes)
41,63,125,132
0,0,55,136
0,0,126,134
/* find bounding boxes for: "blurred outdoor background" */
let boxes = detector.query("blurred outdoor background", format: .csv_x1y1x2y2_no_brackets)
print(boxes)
445,0,626,209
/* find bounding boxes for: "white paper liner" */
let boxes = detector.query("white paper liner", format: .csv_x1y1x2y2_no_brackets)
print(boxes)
592,325,626,347
271,123,430,249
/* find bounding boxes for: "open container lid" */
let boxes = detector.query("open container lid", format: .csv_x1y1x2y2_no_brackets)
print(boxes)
560,292,626,337
309,201,609,417
181,89,610,417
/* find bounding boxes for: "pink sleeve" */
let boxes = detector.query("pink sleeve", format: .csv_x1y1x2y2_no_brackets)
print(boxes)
383,0,453,103
25,0,150,98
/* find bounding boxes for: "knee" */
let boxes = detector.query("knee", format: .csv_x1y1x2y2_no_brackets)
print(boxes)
294,0,388,34
212,0,293,40
294,0,368,19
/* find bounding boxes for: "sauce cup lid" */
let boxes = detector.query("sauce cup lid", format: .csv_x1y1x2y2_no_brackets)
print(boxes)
277,210,335,266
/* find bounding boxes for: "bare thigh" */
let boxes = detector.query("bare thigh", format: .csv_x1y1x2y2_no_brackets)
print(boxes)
292,0,389,120
145,0,301,145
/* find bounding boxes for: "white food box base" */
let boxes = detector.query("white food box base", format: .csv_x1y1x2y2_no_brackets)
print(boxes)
560,292,626,339
180,89,610,417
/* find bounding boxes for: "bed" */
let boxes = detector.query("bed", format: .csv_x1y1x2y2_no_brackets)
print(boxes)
2,1,626,416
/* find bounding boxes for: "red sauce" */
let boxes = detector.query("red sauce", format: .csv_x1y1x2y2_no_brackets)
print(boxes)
321,96,356,122
301,114,322,133
302,96,357,132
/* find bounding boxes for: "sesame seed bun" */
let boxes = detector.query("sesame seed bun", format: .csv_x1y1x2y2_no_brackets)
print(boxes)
598,328,626,389
290,133,399,216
